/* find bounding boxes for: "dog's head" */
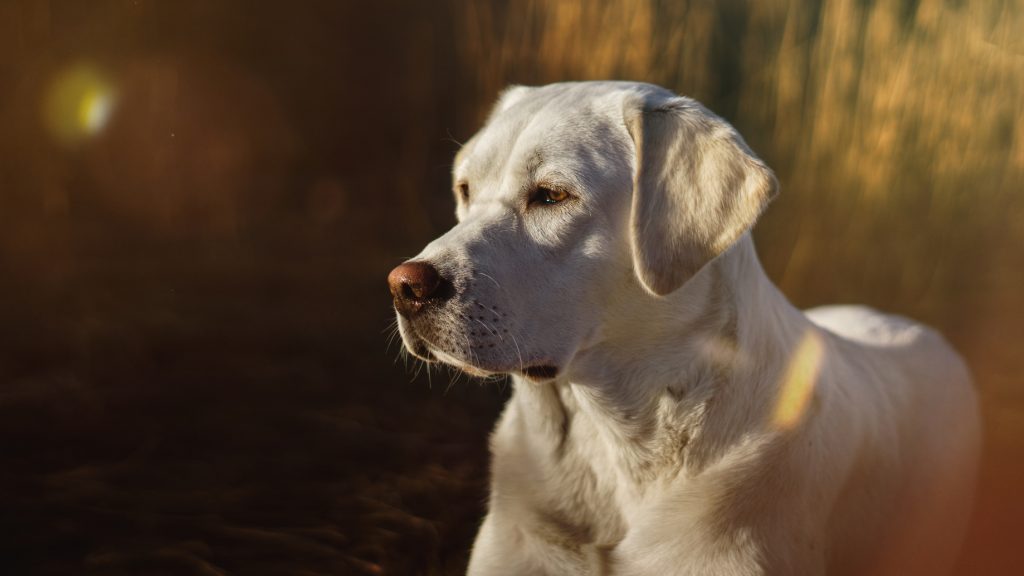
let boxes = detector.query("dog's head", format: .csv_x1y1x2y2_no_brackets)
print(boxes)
388,82,776,381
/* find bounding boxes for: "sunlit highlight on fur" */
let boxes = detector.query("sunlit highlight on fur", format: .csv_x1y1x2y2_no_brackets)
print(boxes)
773,329,825,430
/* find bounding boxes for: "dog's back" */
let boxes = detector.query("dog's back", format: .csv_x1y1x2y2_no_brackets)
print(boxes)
806,305,980,575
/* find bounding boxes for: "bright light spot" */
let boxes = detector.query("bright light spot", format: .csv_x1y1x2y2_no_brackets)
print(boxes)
78,88,113,133
772,330,826,430
43,63,117,145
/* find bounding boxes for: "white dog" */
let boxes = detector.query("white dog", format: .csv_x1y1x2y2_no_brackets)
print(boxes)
387,82,979,575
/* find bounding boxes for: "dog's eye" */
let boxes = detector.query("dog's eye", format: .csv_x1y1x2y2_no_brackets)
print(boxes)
531,186,570,206
456,182,470,202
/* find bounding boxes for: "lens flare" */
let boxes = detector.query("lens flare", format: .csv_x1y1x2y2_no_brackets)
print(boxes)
772,330,826,430
78,88,114,133
43,63,116,145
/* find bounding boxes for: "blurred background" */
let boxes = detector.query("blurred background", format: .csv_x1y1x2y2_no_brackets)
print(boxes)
0,0,1020,574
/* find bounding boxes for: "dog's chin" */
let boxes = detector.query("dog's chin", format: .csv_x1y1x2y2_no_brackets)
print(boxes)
430,348,562,383
397,323,477,372
429,349,498,378
408,340,562,382
398,319,562,382
520,365,560,382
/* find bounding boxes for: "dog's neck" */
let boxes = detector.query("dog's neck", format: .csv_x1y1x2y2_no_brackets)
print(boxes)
513,234,813,483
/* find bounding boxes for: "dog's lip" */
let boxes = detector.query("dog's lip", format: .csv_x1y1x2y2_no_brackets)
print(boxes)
411,340,436,361
521,364,560,381
429,348,498,377
397,319,438,362
401,317,561,380
424,341,560,381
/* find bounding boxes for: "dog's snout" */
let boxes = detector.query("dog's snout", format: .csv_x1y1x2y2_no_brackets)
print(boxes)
388,261,451,317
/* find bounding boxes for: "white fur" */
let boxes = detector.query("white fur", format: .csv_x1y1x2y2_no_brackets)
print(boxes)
393,82,979,575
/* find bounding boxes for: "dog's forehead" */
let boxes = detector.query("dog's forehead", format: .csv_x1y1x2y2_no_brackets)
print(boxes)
456,83,641,192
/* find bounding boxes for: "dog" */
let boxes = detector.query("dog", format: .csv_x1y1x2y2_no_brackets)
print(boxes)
387,82,980,575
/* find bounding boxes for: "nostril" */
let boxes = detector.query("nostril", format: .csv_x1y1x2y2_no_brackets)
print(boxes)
434,277,455,302
400,282,417,301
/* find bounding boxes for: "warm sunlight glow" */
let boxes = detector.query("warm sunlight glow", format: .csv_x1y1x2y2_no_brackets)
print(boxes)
772,330,825,430
78,87,114,134
43,63,116,145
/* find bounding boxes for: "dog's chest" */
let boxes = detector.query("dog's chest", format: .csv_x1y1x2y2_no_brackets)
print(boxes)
489,387,629,556
489,381,706,564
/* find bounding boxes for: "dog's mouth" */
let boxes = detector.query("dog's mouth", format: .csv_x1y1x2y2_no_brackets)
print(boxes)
400,320,561,381
397,310,562,382
521,365,559,382
440,358,560,382
397,319,459,367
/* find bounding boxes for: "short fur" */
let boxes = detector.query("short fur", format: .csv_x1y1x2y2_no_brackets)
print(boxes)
392,81,979,575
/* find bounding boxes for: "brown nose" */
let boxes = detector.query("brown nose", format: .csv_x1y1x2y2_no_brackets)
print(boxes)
387,261,450,317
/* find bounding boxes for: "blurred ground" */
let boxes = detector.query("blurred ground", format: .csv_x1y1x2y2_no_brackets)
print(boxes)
0,0,1021,574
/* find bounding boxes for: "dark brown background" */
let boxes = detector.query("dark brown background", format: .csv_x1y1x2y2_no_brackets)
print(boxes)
0,0,1021,574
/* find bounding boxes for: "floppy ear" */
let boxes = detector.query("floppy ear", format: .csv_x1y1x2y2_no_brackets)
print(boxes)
625,96,778,296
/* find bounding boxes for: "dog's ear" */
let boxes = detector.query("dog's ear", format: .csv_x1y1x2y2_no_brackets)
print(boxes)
625,95,778,296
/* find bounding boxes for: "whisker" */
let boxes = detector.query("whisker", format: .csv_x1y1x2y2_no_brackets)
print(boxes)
478,272,503,291
472,317,498,336
510,332,526,375
384,325,402,354
380,316,399,334
392,340,407,365
444,367,458,395
444,130,464,147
